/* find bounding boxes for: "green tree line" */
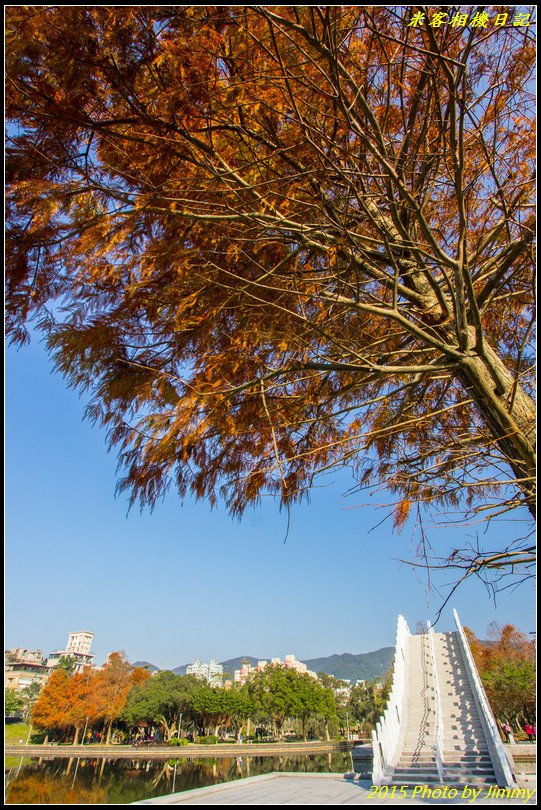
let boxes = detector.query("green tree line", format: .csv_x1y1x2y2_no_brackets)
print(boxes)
14,653,390,745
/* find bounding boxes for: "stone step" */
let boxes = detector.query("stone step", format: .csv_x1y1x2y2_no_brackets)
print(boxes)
445,732,486,740
400,747,436,753
384,772,440,787
398,758,436,766
444,725,484,731
443,777,498,785
446,714,482,721
444,765,495,774
396,757,494,776
392,769,440,779
443,748,490,756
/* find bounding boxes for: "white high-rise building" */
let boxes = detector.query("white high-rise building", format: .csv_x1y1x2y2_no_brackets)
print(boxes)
234,654,316,684
46,631,95,672
186,658,223,685
66,631,94,657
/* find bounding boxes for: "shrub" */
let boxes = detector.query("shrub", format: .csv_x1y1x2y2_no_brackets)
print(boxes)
195,735,218,745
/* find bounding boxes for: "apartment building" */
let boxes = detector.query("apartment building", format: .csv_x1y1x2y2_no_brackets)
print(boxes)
234,654,317,684
4,648,50,692
46,631,95,673
186,658,224,686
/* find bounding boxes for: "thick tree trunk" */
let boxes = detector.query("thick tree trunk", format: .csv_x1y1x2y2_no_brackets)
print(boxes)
405,268,536,518
411,275,537,517
105,719,113,745
456,344,536,518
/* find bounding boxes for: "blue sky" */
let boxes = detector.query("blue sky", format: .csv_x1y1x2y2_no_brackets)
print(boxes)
5,336,536,669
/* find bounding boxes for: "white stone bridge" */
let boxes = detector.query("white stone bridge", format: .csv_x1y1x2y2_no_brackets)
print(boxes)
372,610,515,788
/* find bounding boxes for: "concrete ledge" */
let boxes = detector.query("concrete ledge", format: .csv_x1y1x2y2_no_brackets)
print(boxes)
131,773,349,805
4,741,350,760
131,773,538,805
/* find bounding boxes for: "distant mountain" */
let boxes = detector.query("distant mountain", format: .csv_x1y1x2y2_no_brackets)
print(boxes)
219,656,261,677
172,656,259,676
303,647,394,682
135,648,394,683
132,660,160,673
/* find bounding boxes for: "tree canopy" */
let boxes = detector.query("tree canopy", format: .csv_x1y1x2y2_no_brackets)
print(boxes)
93,652,139,743
5,687,24,716
190,683,253,736
465,622,536,728
5,7,535,584
247,665,336,739
31,669,72,738
121,671,202,740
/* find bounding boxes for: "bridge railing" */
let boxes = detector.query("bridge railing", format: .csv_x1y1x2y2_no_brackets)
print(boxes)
372,615,410,785
427,621,444,783
453,609,515,788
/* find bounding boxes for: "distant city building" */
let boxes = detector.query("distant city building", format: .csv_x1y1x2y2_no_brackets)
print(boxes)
66,631,94,657
186,659,223,686
5,631,96,692
334,684,352,697
46,631,95,673
4,648,49,692
234,655,317,684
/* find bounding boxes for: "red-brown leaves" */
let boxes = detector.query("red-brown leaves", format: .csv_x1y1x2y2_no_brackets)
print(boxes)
5,7,536,536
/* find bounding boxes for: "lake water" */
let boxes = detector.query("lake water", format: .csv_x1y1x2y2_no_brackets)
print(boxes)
5,752,355,804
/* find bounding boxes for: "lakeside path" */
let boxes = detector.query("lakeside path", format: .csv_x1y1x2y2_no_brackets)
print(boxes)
132,774,537,805
4,740,350,760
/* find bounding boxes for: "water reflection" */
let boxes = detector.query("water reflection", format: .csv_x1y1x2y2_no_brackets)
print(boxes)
5,753,352,804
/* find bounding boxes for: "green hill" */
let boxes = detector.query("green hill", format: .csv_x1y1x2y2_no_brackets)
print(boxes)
303,647,394,682
131,660,160,673
169,649,394,682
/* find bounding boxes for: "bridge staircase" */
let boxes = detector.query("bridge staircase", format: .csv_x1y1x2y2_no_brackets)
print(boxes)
372,611,514,788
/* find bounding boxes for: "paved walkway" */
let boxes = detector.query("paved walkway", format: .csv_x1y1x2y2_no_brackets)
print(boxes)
133,773,537,805
4,741,348,760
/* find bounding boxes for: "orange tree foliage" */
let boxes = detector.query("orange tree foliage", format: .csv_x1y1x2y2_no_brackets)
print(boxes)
131,666,153,687
32,656,151,742
31,668,72,738
5,8,535,578
93,652,141,743
6,774,106,806
465,623,536,727
32,668,97,743
64,669,99,744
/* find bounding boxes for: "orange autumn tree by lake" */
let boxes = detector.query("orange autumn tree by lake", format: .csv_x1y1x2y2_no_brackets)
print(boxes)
31,669,72,743
6,7,535,587
93,653,151,744
465,623,536,732
31,654,150,743
31,668,100,744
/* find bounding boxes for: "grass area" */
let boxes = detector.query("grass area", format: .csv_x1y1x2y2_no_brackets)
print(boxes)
5,723,45,745
5,755,33,768
5,723,31,744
